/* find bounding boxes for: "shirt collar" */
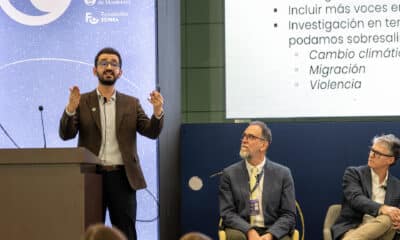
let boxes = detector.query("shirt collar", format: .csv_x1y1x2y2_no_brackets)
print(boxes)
371,168,388,188
246,157,266,175
96,88,116,102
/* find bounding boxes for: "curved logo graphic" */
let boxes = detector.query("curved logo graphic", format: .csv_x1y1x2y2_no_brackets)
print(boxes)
0,58,139,90
84,0,96,6
0,0,72,26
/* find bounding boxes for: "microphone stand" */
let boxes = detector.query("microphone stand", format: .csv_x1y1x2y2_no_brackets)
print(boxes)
38,106,47,148
209,170,223,178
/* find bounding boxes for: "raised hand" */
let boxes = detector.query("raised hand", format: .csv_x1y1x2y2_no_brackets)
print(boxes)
67,86,81,113
148,90,164,117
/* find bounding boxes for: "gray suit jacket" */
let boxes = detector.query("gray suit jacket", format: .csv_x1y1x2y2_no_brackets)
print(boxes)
219,159,296,239
59,90,163,190
331,165,400,240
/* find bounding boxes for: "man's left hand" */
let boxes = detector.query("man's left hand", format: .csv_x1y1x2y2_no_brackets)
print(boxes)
148,90,164,117
260,233,274,240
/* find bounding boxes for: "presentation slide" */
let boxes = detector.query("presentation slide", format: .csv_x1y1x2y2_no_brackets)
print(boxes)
0,1,158,239
226,0,400,118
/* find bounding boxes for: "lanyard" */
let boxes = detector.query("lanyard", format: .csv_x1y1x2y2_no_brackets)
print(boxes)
250,168,264,194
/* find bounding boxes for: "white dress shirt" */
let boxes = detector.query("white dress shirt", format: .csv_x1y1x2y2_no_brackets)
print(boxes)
96,89,123,166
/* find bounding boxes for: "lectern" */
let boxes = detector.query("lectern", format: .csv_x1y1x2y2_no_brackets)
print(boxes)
0,147,102,240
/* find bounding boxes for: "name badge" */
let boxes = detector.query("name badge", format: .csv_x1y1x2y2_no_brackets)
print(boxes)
249,199,260,216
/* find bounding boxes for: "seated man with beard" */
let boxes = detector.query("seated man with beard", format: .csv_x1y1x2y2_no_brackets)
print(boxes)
219,121,296,240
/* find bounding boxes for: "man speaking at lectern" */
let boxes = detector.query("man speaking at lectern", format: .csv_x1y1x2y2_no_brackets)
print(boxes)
59,47,164,240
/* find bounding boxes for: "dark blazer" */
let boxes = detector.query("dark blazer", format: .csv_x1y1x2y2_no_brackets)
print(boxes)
219,159,296,239
59,90,163,190
331,165,400,240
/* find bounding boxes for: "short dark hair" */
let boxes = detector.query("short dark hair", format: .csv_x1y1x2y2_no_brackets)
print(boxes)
249,121,272,144
94,47,122,67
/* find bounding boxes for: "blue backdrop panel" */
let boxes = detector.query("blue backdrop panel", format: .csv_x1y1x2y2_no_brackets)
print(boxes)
0,1,158,239
180,122,400,239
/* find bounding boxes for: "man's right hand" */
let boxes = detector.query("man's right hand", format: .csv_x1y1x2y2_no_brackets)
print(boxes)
380,205,400,224
247,228,262,240
66,86,81,113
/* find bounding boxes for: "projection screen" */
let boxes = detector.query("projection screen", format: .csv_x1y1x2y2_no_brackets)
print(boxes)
226,0,400,118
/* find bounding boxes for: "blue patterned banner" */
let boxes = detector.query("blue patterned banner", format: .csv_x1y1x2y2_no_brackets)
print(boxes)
0,0,158,239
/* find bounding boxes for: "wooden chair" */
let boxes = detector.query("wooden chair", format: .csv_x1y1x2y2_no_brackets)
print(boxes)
322,204,342,240
218,201,304,240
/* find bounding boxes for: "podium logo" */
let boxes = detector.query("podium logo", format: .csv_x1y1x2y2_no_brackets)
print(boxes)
0,0,72,26
85,12,99,24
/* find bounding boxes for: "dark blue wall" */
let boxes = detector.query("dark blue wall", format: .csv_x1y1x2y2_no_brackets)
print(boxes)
180,122,400,239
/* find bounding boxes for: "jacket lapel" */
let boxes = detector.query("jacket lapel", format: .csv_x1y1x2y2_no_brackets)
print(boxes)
384,175,400,205
238,161,251,205
262,160,270,212
115,92,125,132
87,90,101,131
362,166,373,198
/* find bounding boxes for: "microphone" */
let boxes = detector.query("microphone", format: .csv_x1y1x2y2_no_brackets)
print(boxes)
0,123,20,148
38,105,47,148
209,170,223,178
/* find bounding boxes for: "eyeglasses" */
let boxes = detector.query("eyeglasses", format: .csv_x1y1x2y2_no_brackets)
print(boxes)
369,147,394,158
241,133,266,141
97,60,120,68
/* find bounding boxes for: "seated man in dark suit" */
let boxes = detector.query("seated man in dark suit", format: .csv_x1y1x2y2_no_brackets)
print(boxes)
332,134,400,240
219,121,296,240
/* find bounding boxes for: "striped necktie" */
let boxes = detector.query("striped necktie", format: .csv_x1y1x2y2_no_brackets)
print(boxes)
250,167,258,199
249,166,258,225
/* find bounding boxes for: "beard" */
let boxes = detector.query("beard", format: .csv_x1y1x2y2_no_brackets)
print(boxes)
239,149,251,160
97,71,118,86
